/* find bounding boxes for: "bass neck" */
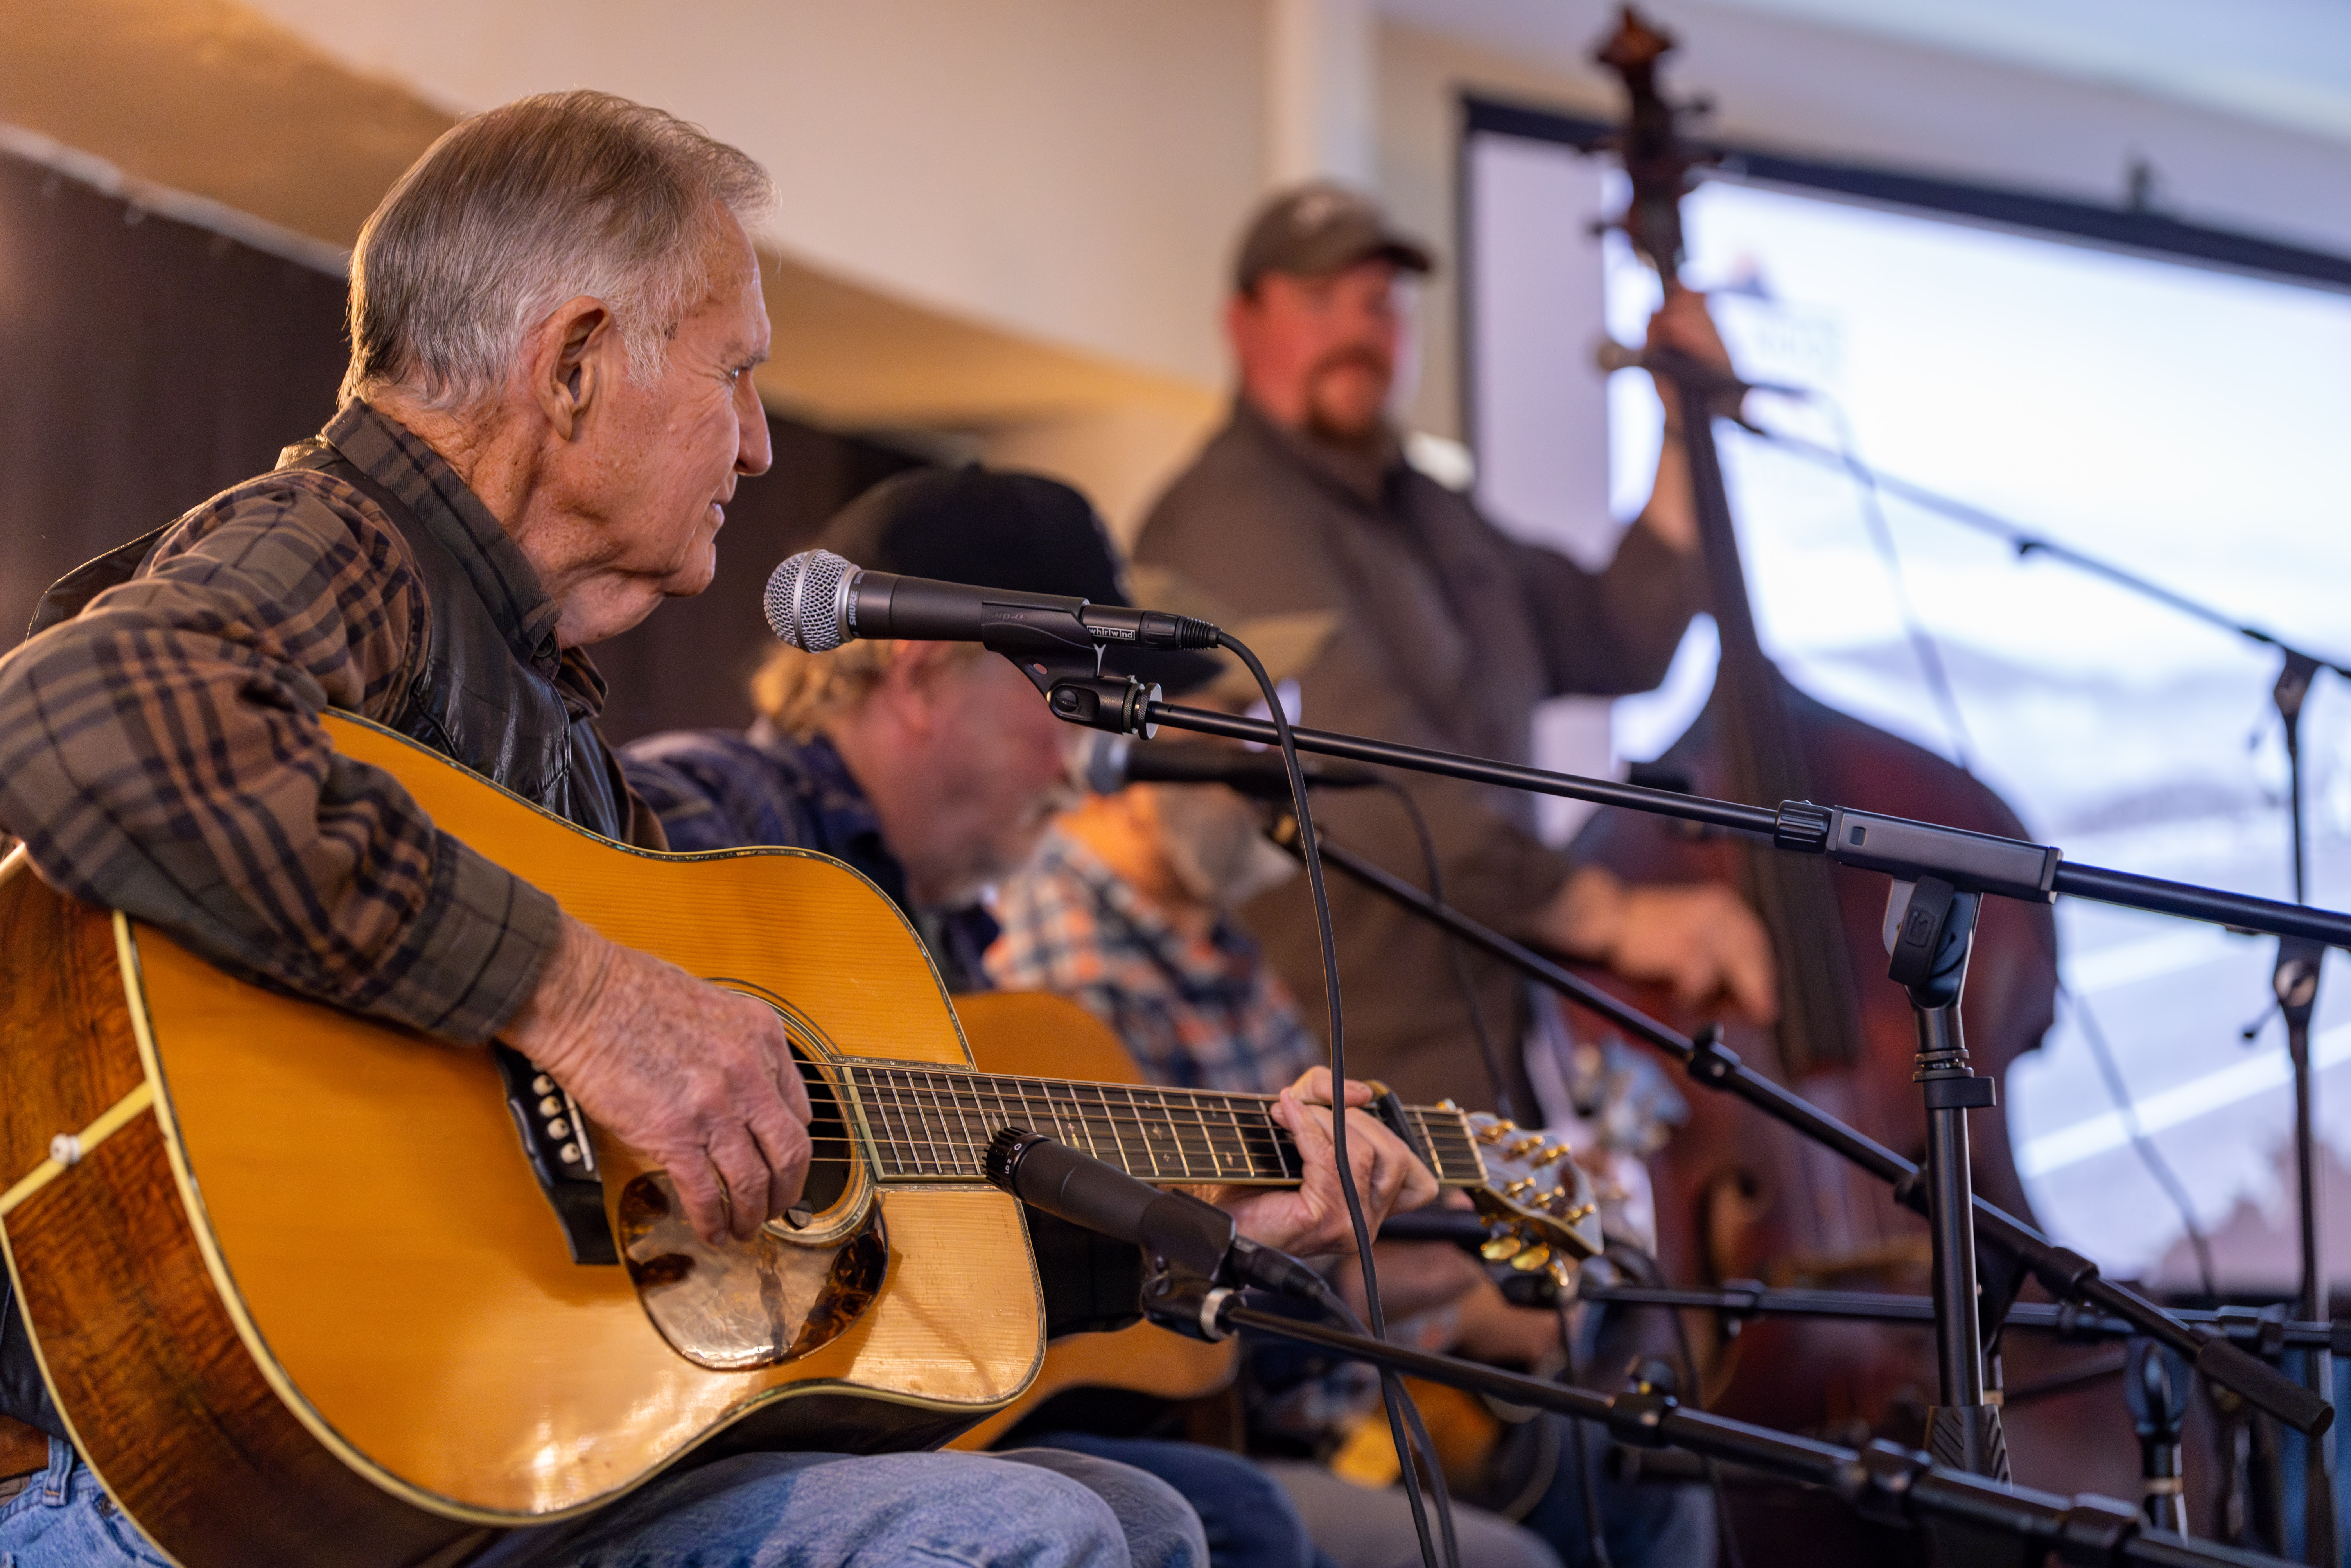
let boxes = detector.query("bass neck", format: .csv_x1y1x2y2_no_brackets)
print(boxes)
831,1060,1484,1188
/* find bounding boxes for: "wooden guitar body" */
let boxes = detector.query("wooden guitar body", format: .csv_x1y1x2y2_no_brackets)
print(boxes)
0,714,1590,1567
0,712,1045,1566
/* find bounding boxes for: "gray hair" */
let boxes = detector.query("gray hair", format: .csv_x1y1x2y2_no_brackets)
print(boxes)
343,90,775,411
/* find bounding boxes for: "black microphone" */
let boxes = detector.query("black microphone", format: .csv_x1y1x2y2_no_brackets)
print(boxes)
1376,1209,1492,1250
1593,339,1806,400
984,1128,1332,1305
764,548,1221,655
1084,735,1380,799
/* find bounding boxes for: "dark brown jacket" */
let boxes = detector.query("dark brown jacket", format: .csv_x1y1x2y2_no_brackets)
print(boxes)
1134,400,1699,1111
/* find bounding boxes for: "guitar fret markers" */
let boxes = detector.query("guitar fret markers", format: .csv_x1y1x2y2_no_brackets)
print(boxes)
832,1064,1477,1188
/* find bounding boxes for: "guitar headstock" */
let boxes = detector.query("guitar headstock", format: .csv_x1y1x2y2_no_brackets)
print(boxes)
1459,1109,1604,1288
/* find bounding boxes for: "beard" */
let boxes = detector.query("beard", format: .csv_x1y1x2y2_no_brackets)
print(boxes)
923,779,1080,909
1302,346,1394,447
1151,784,1298,912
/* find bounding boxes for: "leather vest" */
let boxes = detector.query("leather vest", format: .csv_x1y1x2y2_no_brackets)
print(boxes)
4,440,631,1439
278,444,633,840
23,443,633,840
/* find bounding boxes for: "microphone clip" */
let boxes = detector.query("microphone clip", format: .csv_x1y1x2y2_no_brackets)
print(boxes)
979,617,1159,737
1047,676,1160,737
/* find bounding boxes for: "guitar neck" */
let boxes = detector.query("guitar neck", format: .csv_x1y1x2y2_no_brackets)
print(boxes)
836,1062,1484,1187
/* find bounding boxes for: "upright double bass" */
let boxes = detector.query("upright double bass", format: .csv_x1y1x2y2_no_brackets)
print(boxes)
1565,9,2100,1550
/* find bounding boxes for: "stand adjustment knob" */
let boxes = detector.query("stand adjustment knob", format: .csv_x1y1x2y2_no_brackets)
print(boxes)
1773,800,1831,853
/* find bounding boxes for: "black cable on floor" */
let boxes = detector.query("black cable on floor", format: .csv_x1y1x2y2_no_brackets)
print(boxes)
1559,1297,1615,1568
1221,631,1454,1568
1665,1292,1745,1568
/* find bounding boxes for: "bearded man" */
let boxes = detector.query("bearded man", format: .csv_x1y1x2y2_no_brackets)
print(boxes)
1134,183,1777,1117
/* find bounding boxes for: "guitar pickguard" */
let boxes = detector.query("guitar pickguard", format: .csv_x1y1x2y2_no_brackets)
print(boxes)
617,1175,889,1371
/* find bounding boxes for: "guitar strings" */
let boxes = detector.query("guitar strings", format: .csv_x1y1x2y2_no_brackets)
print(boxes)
821,1067,1482,1148
813,1100,1479,1163
765,1066,1486,1186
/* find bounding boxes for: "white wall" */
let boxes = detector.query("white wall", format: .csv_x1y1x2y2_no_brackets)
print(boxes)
238,0,1268,392
1377,0,2351,443
221,0,2351,515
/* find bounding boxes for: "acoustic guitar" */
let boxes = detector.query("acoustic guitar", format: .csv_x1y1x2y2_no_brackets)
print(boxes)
947,990,1241,1453
0,710,1598,1568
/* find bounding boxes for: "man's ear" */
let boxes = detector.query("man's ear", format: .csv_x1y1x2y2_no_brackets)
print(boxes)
878,641,952,734
1222,292,1254,354
529,295,619,441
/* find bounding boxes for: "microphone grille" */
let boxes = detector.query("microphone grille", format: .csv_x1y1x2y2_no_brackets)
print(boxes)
763,549,854,652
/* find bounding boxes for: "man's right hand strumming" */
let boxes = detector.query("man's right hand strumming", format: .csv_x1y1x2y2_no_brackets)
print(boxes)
504,913,813,1246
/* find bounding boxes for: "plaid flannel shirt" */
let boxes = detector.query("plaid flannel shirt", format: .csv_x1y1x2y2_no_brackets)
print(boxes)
983,826,1321,1096
621,723,1001,993
0,401,573,1044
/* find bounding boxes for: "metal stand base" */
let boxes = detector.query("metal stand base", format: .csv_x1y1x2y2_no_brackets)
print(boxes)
1925,1403,2011,1483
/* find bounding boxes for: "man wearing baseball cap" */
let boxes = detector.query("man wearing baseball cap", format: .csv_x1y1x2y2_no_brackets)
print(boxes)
1134,181,1776,1123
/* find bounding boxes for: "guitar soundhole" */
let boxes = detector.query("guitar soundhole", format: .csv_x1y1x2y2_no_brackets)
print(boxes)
795,1046,851,1216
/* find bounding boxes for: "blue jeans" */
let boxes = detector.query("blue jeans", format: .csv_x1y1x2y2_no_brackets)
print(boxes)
0,1439,1205,1568
1516,1419,1713,1568
0,1439,171,1568
1032,1433,1319,1568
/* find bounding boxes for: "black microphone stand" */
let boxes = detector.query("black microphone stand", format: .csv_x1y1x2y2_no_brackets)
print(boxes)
1890,872,2007,1477
1579,1276,2351,1534
1659,343,2010,1478
1140,1267,2298,1568
1232,788,2331,1440
1013,614,2342,1449
2270,653,2335,1566
1749,424,2344,1560
1578,1278,2349,1356
1127,696,2351,952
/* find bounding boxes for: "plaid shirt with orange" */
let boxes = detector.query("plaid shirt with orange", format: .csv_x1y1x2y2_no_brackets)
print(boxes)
984,826,1322,1096
0,402,571,1044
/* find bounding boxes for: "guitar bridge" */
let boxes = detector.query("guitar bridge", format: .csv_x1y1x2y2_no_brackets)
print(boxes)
492,1043,617,1265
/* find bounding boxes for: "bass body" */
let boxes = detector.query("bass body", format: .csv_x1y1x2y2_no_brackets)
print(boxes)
0,711,1588,1568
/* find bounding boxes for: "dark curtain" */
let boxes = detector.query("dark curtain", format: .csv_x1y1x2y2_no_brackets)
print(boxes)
0,146,919,744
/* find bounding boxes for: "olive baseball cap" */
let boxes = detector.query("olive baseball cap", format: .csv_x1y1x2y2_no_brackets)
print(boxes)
1233,181,1435,294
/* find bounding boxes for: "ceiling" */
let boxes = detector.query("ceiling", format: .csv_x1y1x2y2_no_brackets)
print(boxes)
1383,0,2351,147
0,0,1215,435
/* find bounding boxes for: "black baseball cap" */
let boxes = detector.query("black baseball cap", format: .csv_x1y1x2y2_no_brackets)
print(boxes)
1233,181,1434,295
815,465,1223,696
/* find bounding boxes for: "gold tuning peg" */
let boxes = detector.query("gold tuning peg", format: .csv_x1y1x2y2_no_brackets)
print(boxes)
1437,1098,1459,1111
1504,1176,1539,1199
1534,1144,1571,1168
1547,1256,1576,1292
1509,1242,1552,1272
1504,1134,1543,1159
1480,1232,1525,1262
1475,1119,1517,1144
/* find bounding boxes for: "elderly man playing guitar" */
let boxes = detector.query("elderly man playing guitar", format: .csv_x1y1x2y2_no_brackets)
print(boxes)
0,91,1426,1568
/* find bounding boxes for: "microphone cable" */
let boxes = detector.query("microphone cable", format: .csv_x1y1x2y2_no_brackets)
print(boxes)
1216,630,1459,1568
1370,777,1516,1124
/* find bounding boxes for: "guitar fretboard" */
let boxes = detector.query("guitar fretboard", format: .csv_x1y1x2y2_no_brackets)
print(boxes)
837,1062,1482,1187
